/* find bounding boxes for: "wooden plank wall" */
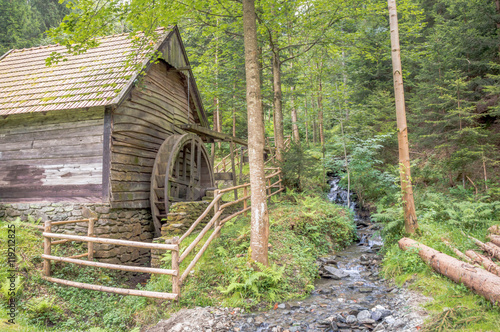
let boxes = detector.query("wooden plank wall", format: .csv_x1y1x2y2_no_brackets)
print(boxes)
110,62,198,209
0,108,105,202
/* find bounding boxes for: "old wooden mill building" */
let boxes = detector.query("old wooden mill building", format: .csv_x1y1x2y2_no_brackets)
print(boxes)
0,27,254,268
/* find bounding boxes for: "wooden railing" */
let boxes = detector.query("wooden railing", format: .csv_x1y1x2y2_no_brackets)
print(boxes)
42,168,284,301
42,218,180,300
176,167,284,288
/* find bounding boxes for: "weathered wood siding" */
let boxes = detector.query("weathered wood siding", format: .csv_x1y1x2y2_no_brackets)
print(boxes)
0,108,105,202
110,62,197,208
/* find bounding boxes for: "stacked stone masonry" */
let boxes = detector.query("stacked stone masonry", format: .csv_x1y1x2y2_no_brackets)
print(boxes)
0,203,155,266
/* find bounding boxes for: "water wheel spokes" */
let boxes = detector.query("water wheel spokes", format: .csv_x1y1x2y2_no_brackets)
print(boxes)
150,134,213,237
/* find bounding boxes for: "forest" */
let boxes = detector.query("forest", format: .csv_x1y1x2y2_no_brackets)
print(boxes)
0,0,499,331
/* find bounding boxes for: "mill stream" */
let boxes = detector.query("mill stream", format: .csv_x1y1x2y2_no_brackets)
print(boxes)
148,176,429,332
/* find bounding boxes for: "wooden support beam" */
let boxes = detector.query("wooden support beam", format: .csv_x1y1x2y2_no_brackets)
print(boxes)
51,219,91,226
42,276,178,300
68,252,90,259
169,237,180,300
180,225,223,284
43,220,52,277
88,218,94,261
43,232,178,251
42,254,177,276
180,124,271,152
230,140,238,200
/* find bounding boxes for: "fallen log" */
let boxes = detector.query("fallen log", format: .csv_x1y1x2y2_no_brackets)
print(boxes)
487,234,500,248
441,238,472,263
399,238,500,306
466,234,500,260
465,250,500,278
488,225,500,235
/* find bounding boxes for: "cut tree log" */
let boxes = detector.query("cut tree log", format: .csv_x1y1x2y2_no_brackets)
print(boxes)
465,250,500,278
398,238,500,306
488,225,500,235
466,234,500,260
441,238,472,263
487,234,500,248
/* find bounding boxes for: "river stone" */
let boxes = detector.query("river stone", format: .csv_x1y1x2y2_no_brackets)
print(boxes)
384,315,396,325
393,318,406,328
357,310,371,321
371,311,383,321
358,287,373,293
345,315,357,324
323,266,349,279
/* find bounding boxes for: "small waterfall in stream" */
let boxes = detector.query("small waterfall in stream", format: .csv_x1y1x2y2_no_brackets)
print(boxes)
327,176,356,210
327,174,383,248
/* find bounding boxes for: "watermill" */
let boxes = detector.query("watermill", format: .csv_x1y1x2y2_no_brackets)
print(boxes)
150,133,214,237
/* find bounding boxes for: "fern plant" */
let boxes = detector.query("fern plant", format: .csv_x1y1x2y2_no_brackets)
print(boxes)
219,262,285,305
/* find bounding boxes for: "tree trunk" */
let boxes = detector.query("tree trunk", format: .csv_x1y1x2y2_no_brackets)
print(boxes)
465,250,500,278
215,23,221,149
399,238,500,306
233,80,236,137
317,65,325,146
468,234,500,260
388,0,418,234
290,86,300,143
272,50,285,162
242,0,269,266
488,234,500,247
304,95,309,144
489,225,500,235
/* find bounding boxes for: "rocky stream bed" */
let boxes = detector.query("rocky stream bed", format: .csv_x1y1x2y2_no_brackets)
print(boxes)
147,178,431,332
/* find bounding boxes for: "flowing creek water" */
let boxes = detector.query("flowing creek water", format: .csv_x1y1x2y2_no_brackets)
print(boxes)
148,177,429,332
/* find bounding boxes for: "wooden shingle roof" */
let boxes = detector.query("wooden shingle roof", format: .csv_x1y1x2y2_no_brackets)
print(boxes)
0,28,168,115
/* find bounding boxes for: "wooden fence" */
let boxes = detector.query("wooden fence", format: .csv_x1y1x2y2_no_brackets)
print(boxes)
42,167,284,301
42,218,180,300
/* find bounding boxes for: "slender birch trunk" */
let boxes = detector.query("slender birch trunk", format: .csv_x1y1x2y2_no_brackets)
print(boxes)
388,0,418,234
243,0,269,266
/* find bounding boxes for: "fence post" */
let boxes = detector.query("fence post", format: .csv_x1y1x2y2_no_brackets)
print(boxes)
88,218,95,261
243,186,248,217
214,190,220,227
239,147,244,181
43,220,52,276
230,141,238,200
171,236,180,300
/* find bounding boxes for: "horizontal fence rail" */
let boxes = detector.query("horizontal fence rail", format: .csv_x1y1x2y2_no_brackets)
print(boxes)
42,218,180,300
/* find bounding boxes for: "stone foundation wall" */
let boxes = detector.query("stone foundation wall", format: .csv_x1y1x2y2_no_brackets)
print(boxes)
151,201,214,268
0,203,155,266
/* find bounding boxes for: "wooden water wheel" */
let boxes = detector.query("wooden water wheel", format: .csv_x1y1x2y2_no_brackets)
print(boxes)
150,133,214,236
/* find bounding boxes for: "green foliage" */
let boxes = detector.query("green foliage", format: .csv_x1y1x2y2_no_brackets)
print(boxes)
328,134,398,207
0,0,69,55
219,262,285,305
381,244,428,282
26,296,64,326
280,143,323,192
